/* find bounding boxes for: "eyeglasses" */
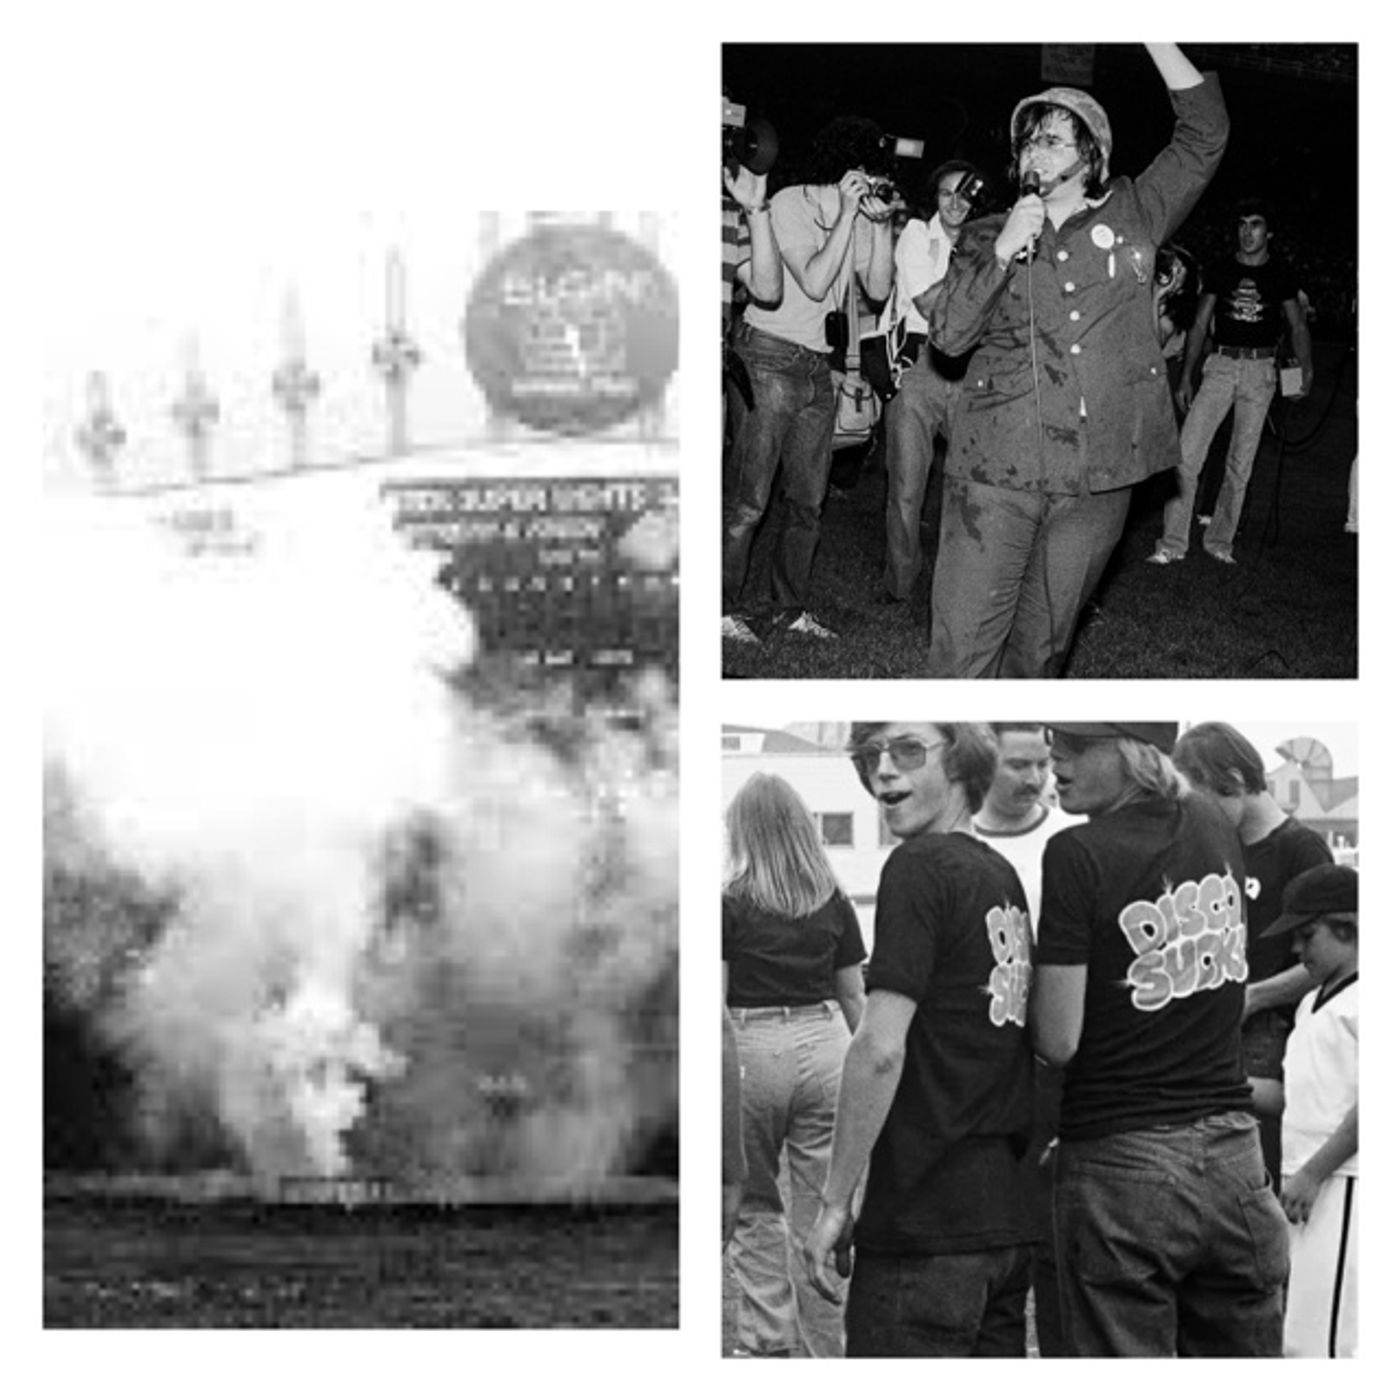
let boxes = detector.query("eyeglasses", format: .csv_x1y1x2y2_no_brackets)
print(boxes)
850,737,946,781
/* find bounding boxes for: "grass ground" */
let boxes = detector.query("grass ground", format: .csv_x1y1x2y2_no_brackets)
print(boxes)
722,340,1357,679
45,1196,678,1328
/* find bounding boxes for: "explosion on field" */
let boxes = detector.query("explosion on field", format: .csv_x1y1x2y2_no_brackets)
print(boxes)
42,486,678,1195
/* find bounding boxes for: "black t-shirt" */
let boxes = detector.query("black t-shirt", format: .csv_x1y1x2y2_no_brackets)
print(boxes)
1038,795,1253,1140
1245,816,1334,985
1206,256,1299,351
722,890,866,1006
856,831,1035,1255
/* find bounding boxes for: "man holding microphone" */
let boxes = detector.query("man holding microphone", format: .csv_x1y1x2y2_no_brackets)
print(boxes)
925,45,1228,678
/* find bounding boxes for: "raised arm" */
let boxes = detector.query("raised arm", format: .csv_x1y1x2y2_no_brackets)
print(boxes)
778,171,867,302
1144,43,1206,90
726,166,782,306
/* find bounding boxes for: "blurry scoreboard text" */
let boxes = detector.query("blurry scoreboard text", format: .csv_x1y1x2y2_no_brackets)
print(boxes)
383,475,679,677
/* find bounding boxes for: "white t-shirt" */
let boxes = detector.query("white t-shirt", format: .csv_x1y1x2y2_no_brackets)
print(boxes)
972,802,1083,937
745,184,876,354
1282,973,1358,1178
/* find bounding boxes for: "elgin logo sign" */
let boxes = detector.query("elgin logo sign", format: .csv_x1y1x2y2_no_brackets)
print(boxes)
463,224,678,436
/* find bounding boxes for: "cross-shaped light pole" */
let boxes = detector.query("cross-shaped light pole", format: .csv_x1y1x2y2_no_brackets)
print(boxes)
371,249,422,458
75,371,126,490
272,291,321,469
171,340,220,480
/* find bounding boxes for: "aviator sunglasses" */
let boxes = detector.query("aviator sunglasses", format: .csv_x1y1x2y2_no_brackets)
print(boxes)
849,737,947,782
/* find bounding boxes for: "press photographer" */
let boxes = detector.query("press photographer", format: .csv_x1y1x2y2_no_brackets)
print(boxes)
722,115,895,645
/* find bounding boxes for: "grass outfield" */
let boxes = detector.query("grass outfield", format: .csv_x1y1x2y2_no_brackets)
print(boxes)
722,340,1357,680
45,1195,677,1328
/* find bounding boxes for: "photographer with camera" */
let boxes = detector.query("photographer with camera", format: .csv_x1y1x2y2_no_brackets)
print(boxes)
722,100,782,336
878,160,984,606
722,115,895,645
924,44,1227,678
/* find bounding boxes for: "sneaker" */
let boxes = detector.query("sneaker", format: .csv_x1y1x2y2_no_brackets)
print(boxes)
1147,548,1184,565
786,610,838,640
721,614,760,645
1204,545,1236,565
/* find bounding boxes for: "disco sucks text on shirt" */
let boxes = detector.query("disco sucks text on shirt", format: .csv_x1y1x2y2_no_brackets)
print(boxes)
985,902,1033,1028
1119,871,1248,1012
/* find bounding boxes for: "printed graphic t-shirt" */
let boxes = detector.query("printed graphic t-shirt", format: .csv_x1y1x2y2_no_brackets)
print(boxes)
856,831,1035,1255
1207,256,1300,351
1038,795,1253,1140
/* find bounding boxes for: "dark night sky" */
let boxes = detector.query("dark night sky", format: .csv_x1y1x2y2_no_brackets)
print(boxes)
723,44,1357,278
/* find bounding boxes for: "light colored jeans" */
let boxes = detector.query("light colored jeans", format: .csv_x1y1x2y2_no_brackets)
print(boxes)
730,1001,850,1357
722,323,837,614
1158,352,1277,556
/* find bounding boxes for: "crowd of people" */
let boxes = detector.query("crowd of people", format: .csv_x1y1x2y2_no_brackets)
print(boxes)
722,722,1357,1357
721,43,1344,676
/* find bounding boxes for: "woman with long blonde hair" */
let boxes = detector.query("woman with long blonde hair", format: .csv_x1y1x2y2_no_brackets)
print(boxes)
723,772,866,1357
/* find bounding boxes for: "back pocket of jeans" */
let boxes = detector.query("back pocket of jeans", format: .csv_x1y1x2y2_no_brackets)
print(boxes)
1238,1184,1290,1290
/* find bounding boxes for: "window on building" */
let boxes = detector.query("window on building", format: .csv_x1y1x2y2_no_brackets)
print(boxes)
721,735,741,751
817,812,854,847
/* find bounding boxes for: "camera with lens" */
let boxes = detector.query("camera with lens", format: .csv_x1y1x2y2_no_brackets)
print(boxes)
867,178,896,202
953,171,988,212
722,97,779,176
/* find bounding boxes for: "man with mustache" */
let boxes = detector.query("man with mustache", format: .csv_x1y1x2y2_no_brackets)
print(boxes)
971,722,1082,1355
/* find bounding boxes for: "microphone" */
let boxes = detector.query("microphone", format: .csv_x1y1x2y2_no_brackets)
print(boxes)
1019,171,1042,259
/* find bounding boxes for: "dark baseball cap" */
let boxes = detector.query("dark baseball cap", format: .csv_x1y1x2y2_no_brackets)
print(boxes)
1259,864,1358,940
1049,723,1180,753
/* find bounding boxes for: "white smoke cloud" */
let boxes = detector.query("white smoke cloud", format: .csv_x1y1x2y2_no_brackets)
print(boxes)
42,481,677,1188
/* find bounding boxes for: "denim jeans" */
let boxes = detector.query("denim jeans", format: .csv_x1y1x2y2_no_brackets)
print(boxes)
882,357,961,599
730,1002,850,1357
846,1244,1033,1356
927,477,1131,678
1158,353,1277,556
722,323,837,614
1053,1111,1289,1356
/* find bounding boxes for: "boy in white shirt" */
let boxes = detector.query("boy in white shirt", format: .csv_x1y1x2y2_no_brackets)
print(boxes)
1256,864,1358,1358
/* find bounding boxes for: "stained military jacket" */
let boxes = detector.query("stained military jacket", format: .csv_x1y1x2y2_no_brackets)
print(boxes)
930,75,1228,496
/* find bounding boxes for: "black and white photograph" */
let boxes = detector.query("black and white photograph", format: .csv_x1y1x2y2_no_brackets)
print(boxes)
721,720,1359,1357
41,208,680,1327
721,44,1357,678
35,7,681,1334
23,7,1388,1389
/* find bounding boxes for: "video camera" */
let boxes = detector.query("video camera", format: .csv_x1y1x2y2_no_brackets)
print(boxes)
722,97,779,176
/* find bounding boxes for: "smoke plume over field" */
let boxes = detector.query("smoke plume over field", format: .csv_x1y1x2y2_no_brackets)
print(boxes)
42,488,678,1188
